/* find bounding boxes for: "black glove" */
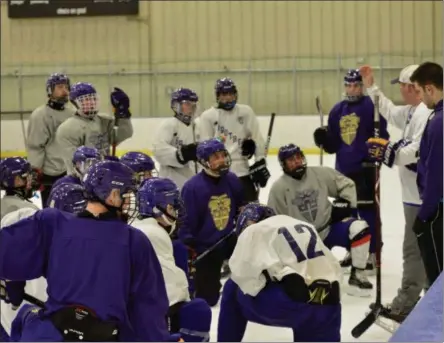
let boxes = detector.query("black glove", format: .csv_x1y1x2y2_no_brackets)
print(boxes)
241,139,256,159
313,126,328,148
308,279,340,305
0,279,26,310
176,143,198,164
331,198,357,223
249,159,270,188
279,273,309,302
110,87,131,119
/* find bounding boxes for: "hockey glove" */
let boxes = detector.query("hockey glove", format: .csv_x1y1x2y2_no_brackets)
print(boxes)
331,198,357,223
0,279,26,310
249,159,270,188
313,126,328,148
176,143,198,164
366,137,411,168
110,87,131,119
308,279,340,305
241,139,256,159
31,167,44,192
279,273,310,302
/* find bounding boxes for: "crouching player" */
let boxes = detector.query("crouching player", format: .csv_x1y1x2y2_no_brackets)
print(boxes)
179,138,244,306
51,146,102,191
268,144,372,296
132,177,212,341
0,161,172,342
217,203,342,342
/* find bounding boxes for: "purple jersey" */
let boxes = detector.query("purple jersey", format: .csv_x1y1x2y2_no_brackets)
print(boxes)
326,96,389,175
0,208,170,341
417,100,443,221
179,171,244,252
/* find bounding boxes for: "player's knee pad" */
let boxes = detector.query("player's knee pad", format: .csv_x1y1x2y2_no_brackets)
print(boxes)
178,299,212,342
349,220,370,269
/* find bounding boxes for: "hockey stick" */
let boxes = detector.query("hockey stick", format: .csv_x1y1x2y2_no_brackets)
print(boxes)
351,95,383,338
315,96,324,166
111,117,119,157
24,293,45,308
192,231,235,266
192,121,198,174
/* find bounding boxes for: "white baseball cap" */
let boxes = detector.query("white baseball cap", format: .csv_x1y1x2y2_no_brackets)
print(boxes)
391,64,419,85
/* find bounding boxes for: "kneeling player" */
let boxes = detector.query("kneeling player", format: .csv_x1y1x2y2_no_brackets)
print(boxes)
132,177,212,342
268,144,373,296
120,151,157,186
51,145,101,191
217,203,342,342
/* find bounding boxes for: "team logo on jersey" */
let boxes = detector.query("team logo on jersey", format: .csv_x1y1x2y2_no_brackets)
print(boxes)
292,189,319,222
339,113,360,145
208,194,231,230
237,116,244,124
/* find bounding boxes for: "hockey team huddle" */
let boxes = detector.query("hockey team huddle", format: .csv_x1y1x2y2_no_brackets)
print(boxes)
0,61,442,342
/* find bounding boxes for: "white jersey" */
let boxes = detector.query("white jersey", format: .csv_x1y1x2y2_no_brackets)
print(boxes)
55,113,133,175
367,85,432,205
199,104,266,177
132,218,190,306
152,117,197,190
1,208,48,336
229,215,342,297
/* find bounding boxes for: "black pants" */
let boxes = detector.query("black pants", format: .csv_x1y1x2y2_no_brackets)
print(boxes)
40,173,66,208
239,175,259,203
194,234,237,307
416,204,443,286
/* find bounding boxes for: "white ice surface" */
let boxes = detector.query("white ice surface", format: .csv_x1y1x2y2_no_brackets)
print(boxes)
8,154,403,342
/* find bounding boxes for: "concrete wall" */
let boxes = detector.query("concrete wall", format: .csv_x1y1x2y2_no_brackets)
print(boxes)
1,1,442,116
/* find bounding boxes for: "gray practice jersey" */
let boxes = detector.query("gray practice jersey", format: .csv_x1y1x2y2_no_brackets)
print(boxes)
26,105,75,176
55,113,133,174
1,195,39,220
267,166,357,240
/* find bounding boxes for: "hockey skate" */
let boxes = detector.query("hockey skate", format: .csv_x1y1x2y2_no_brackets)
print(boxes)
346,268,373,297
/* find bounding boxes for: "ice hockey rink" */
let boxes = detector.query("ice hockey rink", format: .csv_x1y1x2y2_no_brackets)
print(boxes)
20,153,402,342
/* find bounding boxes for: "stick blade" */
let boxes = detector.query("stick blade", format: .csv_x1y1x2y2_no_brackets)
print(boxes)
351,306,382,338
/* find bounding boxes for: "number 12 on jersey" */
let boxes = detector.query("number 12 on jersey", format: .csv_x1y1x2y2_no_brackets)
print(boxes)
278,224,325,262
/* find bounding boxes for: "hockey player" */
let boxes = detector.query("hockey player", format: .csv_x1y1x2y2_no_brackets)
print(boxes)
120,151,157,186
47,183,88,214
153,88,199,190
410,62,443,286
268,144,373,297
0,160,172,342
51,145,102,191
26,73,75,208
313,69,389,272
179,138,244,306
55,83,133,175
199,78,270,202
217,203,342,342
359,64,431,322
132,177,212,342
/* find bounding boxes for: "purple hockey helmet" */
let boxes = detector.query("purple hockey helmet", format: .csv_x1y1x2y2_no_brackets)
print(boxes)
46,73,70,104
70,82,100,119
197,138,231,176
121,152,157,185
137,177,184,234
344,69,363,102
278,143,307,179
215,78,238,110
72,146,102,178
236,203,276,235
83,160,137,219
48,183,87,214
0,157,32,190
170,88,199,126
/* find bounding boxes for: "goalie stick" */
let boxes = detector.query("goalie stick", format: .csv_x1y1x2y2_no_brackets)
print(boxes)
351,95,383,338
315,96,324,165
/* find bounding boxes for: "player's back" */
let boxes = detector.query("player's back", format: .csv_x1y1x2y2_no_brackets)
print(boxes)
252,215,341,284
43,210,134,321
